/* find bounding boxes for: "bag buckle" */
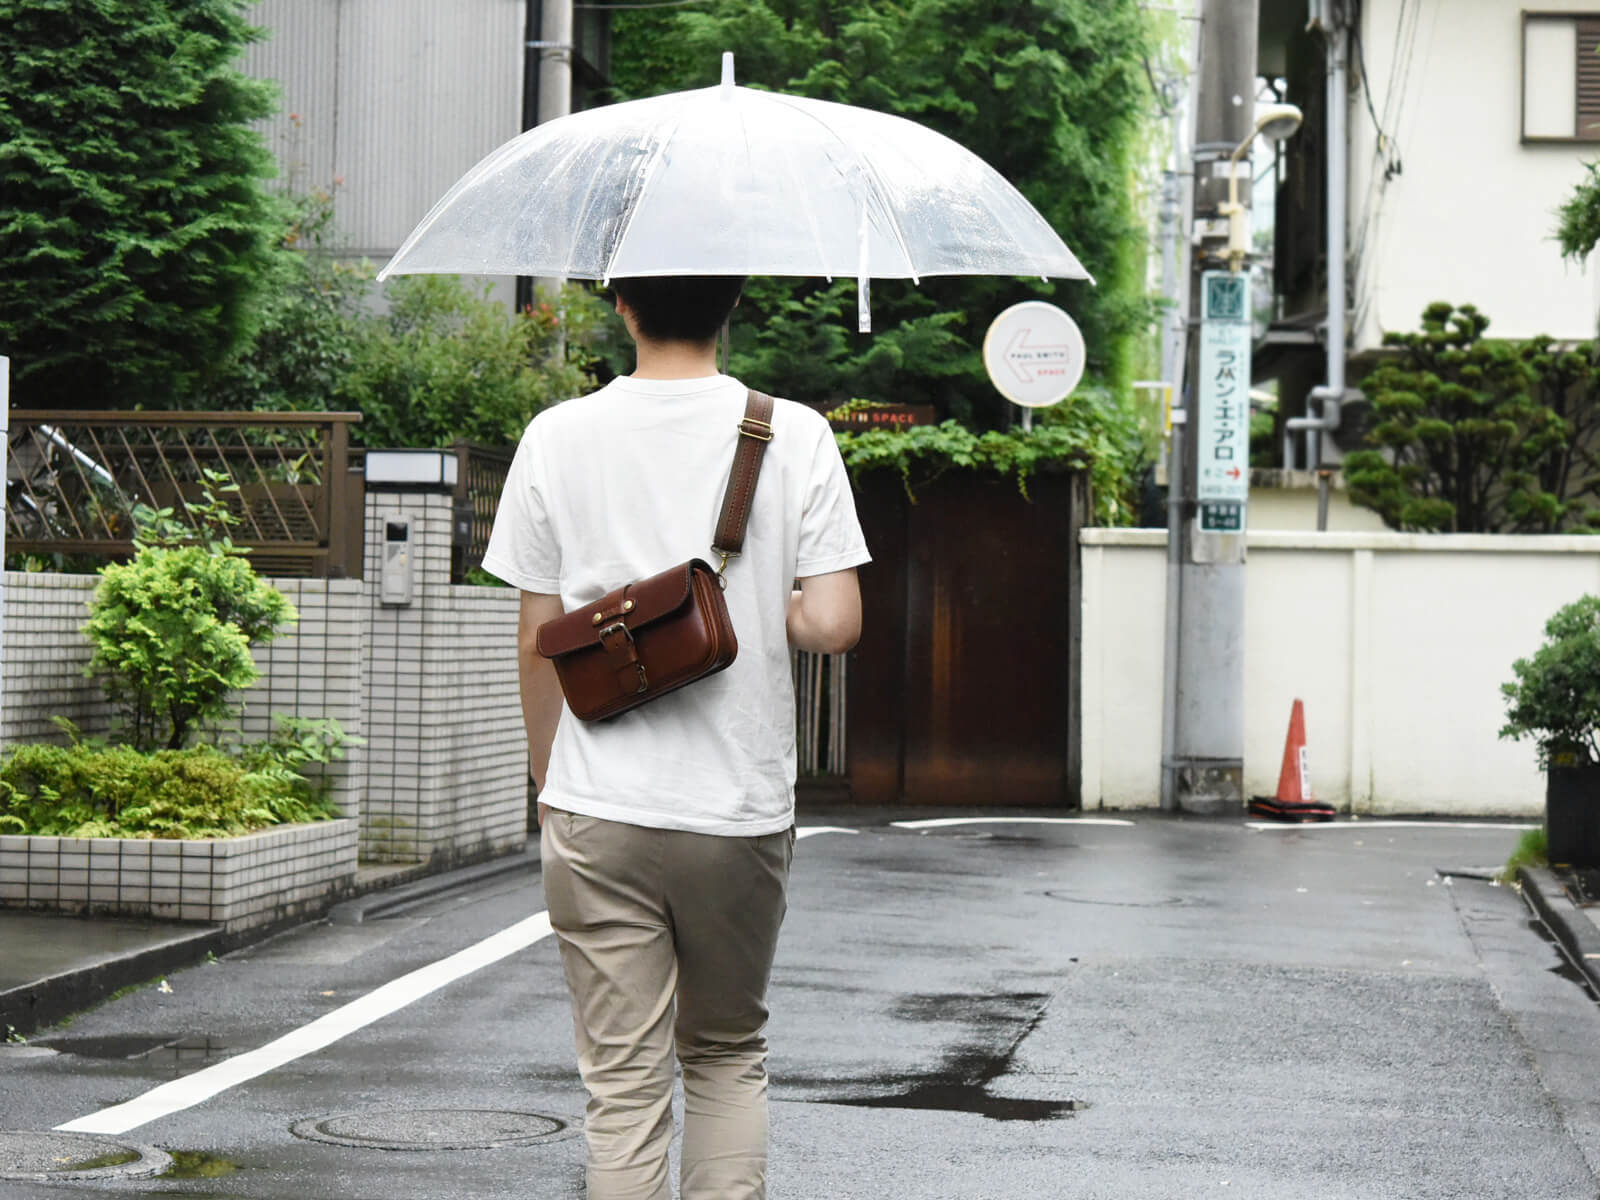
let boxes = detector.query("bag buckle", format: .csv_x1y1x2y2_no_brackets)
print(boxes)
738,417,773,442
597,622,649,694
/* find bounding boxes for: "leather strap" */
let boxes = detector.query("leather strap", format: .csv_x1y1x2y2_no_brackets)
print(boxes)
712,389,775,559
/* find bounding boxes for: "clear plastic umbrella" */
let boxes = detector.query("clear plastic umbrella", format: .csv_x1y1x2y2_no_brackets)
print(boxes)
379,54,1091,331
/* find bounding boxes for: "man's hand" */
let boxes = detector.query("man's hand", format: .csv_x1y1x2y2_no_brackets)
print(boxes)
518,591,567,793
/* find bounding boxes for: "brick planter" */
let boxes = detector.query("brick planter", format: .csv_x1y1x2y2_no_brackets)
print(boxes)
0,819,358,932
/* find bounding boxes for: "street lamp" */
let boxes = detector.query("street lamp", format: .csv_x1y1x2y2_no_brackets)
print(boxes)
1219,102,1303,272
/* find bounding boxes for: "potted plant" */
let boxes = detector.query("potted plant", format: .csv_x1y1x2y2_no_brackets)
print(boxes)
1501,595,1600,867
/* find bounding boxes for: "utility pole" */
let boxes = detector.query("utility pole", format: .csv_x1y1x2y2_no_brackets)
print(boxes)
518,0,573,313
1164,0,1259,815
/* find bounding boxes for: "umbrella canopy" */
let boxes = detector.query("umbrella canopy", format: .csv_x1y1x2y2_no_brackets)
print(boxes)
379,55,1091,331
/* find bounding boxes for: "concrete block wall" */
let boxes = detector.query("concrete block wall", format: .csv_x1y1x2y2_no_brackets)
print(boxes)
360,493,525,864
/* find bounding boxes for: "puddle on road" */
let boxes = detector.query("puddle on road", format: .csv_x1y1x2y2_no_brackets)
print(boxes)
791,991,1085,1122
162,1151,240,1179
38,1034,229,1075
828,1080,1087,1122
59,1148,141,1171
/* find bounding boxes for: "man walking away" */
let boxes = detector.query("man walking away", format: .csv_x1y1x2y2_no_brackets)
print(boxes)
481,274,869,1200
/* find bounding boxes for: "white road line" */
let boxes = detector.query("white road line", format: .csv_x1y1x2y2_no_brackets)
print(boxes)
891,816,1135,829
1247,820,1538,832
56,911,555,1137
795,826,858,839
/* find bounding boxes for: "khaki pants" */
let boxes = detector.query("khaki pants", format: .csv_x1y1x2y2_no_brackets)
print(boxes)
541,810,794,1200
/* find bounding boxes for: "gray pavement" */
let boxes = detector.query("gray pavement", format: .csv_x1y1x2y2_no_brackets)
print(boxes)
0,812,1595,1199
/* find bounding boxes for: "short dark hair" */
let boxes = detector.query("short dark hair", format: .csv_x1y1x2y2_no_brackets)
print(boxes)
610,276,745,343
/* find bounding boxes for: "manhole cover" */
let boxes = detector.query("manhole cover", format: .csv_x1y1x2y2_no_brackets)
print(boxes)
290,1108,578,1151
0,1130,173,1182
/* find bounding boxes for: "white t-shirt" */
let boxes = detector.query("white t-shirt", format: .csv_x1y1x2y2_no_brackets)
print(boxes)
481,374,871,836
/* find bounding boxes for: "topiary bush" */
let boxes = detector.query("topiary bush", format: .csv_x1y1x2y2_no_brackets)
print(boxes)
82,473,296,751
1501,595,1600,768
83,544,295,751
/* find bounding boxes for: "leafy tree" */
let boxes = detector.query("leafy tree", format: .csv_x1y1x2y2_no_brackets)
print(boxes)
607,0,1154,426
0,0,284,409
209,189,369,416
210,190,610,448
1343,303,1600,533
336,275,606,449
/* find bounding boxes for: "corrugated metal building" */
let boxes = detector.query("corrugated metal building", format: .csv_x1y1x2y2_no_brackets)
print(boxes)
240,1,609,296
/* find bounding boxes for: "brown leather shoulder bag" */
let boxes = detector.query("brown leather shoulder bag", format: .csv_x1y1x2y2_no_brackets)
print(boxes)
534,389,775,722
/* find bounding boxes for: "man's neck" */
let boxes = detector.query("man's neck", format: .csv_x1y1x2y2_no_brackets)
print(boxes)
630,336,720,380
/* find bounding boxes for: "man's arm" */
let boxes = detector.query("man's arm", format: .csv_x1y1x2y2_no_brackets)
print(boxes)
786,568,862,654
518,591,567,822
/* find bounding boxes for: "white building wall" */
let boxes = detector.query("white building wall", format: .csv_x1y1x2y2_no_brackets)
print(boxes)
1080,529,1600,815
1350,0,1598,350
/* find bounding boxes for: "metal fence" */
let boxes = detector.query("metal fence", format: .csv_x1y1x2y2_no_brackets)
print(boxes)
794,650,847,777
451,442,515,582
7,411,362,578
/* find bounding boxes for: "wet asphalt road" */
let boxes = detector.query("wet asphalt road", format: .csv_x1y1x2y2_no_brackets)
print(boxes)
1,811,1598,1200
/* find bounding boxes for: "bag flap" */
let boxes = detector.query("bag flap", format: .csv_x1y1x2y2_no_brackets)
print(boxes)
536,559,710,658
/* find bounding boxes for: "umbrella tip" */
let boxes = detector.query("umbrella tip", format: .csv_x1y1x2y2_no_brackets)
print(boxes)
721,51,735,92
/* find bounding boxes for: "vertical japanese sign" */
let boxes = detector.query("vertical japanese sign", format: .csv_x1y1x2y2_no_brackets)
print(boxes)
1196,272,1251,530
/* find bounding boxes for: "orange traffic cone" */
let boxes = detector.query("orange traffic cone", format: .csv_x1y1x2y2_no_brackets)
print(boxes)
1249,699,1335,821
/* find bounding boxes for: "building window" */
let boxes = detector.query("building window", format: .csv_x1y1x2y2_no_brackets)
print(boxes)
1524,11,1600,142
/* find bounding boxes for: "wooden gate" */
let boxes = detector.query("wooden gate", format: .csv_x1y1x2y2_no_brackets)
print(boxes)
826,468,1088,808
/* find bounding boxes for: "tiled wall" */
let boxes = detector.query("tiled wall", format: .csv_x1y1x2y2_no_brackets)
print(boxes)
240,579,367,825
2,485,528,875
2,572,110,742
1,574,367,823
0,819,358,930
360,493,525,864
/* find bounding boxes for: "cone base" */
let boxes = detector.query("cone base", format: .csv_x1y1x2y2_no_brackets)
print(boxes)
1248,796,1337,822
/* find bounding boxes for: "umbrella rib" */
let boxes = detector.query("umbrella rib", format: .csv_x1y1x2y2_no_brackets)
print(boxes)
763,92,920,281
596,101,694,281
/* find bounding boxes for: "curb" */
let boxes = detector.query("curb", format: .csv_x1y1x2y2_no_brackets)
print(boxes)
0,925,227,1041
329,843,540,925
1518,865,1600,995
1,844,541,1037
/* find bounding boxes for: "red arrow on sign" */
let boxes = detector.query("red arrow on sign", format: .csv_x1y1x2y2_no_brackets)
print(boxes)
1226,467,1242,479
1005,327,1075,387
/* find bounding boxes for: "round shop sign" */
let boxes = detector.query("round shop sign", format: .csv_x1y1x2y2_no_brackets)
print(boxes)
982,301,1086,408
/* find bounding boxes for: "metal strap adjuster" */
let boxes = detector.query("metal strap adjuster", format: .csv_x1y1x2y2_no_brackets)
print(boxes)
738,417,774,442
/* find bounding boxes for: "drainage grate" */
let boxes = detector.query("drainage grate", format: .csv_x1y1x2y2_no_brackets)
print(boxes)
290,1108,579,1151
0,1131,173,1182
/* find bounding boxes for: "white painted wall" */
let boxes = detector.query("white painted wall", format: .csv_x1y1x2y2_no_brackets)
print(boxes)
1350,0,1598,350
1080,529,1600,815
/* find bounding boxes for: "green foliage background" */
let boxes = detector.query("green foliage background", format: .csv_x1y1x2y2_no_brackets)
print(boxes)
607,0,1154,426
0,0,283,408
211,192,609,448
1344,303,1600,533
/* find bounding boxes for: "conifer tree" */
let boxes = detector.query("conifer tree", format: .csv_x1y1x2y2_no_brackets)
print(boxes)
0,0,281,408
